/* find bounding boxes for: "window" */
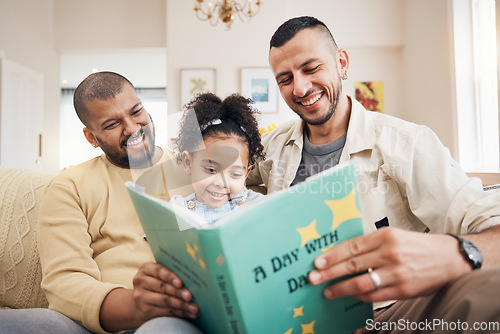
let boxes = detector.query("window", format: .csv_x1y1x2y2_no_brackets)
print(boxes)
453,0,499,172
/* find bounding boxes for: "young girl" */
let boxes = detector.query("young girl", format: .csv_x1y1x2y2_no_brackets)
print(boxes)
170,92,266,224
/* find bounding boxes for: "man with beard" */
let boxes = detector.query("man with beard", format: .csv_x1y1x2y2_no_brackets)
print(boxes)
248,16,500,332
0,72,202,334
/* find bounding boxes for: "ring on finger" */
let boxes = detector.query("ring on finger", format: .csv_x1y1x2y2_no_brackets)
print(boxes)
368,268,382,290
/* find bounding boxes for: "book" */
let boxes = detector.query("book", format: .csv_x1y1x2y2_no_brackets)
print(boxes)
126,163,373,334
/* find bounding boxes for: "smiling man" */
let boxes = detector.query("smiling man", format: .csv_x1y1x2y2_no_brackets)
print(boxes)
248,16,500,332
74,72,159,169
270,26,346,130
0,72,201,334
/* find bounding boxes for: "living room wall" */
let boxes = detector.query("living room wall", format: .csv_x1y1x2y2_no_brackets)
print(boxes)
401,0,457,155
0,0,60,173
54,0,166,50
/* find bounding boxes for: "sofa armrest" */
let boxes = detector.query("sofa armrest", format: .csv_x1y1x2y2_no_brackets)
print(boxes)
0,166,53,309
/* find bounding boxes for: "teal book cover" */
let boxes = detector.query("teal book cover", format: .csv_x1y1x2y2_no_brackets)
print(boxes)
126,163,373,334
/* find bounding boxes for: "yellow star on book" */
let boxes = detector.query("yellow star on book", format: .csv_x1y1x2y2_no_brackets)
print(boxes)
283,329,293,334
325,188,361,231
198,257,206,270
301,320,315,334
186,241,197,260
293,305,304,318
296,219,321,247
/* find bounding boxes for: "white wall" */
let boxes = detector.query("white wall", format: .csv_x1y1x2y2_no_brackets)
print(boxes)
401,0,457,154
0,0,60,173
54,0,166,50
60,49,167,88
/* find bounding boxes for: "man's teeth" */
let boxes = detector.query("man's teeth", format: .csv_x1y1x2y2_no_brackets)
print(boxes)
128,136,143,146
301,94,321,106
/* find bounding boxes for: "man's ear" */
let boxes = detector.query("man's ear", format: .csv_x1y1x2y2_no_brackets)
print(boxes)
181,151,193,175
83,127,99,148
337,49,350,77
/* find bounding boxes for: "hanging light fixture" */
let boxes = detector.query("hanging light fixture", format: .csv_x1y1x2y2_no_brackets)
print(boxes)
193,0,262,30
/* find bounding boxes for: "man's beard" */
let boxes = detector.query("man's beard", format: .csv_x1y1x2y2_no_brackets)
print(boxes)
96,122,156,169
295,81,342,126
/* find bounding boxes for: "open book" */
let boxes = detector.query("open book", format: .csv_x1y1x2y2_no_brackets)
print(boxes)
126,163,372,334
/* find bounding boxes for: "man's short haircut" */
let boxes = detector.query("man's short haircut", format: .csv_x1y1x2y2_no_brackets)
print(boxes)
270,16,338,50
73,71,134,128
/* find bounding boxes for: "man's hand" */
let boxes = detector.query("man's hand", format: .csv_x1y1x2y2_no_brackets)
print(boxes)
100,262,198,332
132,262,199,319
308,227,472,302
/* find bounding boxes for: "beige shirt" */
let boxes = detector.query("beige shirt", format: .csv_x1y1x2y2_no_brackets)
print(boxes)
248,97,500,236
39,150,191,334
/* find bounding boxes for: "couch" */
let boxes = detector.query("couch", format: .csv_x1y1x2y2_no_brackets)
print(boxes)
0,166,53,309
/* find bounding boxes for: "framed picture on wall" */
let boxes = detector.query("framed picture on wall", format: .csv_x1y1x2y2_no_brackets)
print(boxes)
180,68,216,108
241,67,278,113
354,81,384,113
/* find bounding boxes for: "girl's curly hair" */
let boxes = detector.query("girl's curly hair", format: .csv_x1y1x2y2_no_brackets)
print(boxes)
175,92,265,166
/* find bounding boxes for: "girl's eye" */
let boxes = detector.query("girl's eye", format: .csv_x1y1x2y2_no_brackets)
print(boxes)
230,172,243,178
132,108,142,116
204,167,217,174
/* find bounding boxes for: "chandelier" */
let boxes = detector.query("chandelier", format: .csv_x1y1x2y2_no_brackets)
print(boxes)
193,0,262,30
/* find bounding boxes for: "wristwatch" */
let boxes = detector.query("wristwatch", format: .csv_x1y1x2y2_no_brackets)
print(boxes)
447,234,483,270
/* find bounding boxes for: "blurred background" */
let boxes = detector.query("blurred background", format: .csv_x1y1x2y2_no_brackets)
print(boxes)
0,0,498,186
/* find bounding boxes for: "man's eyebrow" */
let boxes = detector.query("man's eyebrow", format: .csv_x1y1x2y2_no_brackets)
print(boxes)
131,102,143,110
100,102,143,128
275,70,291,81
299,58,320,69
100,118,116,128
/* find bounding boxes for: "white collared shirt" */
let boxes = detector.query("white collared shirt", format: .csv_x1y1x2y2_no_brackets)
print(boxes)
248,97,500,235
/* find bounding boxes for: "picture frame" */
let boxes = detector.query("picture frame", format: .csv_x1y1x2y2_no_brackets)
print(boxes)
180,68,216,108
240,67,278,113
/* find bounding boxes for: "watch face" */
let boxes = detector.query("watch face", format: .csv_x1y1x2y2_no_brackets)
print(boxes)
462,239,483,269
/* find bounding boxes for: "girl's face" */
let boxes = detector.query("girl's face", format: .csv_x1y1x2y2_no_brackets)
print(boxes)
182,135,251,208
